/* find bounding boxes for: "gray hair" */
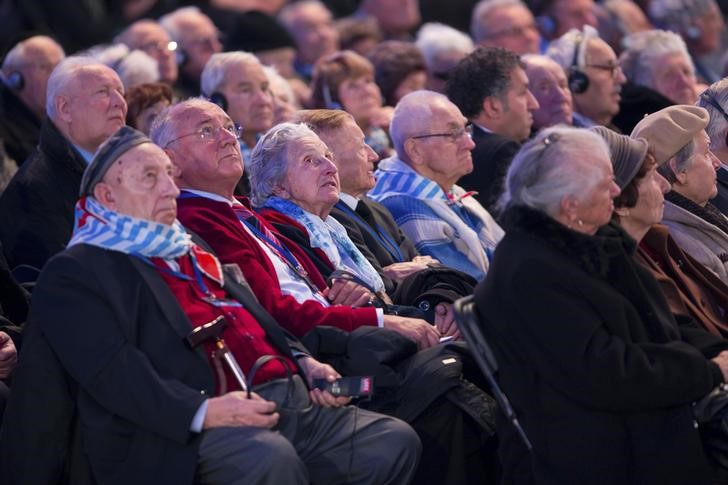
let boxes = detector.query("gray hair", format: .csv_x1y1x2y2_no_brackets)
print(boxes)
649,0,717,32
278,0,328,30
546,25,601,71
389,90,448,160
45,56,103,120
89,44,159,90
697,78,728,150
200,51,261,97
658,138,696,182
264,65,297,106
2,35,65,71
471,0,527,42
159,6,205,42
248,122,320,207
415,23,474,70
499,125,610,217
149,97,213,148
619,30,693,89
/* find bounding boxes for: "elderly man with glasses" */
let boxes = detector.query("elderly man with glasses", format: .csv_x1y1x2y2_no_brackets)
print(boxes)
369,90,504,281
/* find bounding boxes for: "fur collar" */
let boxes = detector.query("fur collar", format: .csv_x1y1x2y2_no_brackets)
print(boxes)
501,205,637,278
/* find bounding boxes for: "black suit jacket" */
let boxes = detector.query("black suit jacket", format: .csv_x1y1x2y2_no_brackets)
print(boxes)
712,166,728,216
459,126,520,212
0,244,306,484
330,197,419,294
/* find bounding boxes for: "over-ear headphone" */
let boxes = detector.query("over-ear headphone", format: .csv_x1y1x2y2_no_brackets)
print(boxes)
700,91,728,146
5,70,23,91
208,91,228,111
567,32,589,94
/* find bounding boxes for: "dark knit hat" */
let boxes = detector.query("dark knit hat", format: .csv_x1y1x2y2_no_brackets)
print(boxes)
224,11,295,53
368,41,426,106
80,126,151,196
589,126,648,189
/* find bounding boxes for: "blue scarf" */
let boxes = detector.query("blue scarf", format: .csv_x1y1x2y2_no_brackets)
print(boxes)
262,196,385,293
68,196,192,258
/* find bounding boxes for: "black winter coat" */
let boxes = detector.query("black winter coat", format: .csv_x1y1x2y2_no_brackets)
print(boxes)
475,206,721,485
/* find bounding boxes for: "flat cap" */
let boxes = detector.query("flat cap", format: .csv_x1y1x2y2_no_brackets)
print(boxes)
590,126,648,189
79,126,151,196
630,105,709,165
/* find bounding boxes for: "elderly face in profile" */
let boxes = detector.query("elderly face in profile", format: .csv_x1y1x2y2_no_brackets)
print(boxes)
523,55,573,130
669,131,721,206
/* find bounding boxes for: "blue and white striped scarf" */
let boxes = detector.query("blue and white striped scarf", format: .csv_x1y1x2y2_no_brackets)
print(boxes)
68,196,192,258
262,196,385,293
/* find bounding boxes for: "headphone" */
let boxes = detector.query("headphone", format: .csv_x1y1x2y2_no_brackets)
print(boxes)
567,31,589,94
5,70,23,91
208,91,228,111
175,47,187,67
700,91,728,146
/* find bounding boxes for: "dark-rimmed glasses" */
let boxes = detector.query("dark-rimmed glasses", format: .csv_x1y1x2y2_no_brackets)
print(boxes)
411,125,473,143
164,124,241,148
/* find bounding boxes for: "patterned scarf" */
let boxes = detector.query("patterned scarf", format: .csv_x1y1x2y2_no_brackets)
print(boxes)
68,196,192,258
665,190,728,236
262,196,385,293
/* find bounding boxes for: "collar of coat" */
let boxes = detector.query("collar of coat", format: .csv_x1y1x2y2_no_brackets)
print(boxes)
501,204,637,278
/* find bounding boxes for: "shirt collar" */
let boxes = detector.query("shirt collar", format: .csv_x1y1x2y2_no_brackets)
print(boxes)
182,188,238,206
73,144,95,164
338,192,359,210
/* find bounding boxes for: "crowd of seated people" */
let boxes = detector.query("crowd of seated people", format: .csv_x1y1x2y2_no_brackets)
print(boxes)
1,0,728,483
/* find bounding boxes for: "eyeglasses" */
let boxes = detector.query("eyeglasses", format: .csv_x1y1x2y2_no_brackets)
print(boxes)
487,22,538,39
585,63,622,78
411,125,473,142
164,124,241,147
140,40,178,55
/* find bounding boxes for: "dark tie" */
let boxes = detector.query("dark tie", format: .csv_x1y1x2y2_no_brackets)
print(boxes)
355,200,378,229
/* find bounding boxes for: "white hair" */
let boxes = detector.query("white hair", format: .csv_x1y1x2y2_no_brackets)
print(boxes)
619,30,693,89
546,25,601,71
470,0,527,42
415,23,474,69
389,90,450,160
649,0,717,32
45,56,102,120
200,51,261,97
278,0,329,30
698,78,728,150
263,65,298,106
89,44,159,90
2,35,65,71
159,6,205,42
150,97,214,149
500,125,610,217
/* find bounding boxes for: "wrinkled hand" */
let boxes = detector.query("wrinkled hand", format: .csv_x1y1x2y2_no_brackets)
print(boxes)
382,261,429,282
0,332,17,379
203,391,279,429
712,351,728,382
324,279,372,307
298,356,351,407
434,303,461,340
383,315,440,350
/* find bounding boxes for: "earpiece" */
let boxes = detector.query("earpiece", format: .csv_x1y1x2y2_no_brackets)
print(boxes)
6,70,24,91
567,32,589,94
208,91,228,112
176,47,187,67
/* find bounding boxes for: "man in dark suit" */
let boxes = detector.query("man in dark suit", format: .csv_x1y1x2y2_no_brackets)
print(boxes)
0,127,420,485
445,47,538,212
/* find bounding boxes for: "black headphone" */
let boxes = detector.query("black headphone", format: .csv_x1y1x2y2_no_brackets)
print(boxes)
208,91,228,111
5,70,24,91
700,91,728,146
567,31,589,94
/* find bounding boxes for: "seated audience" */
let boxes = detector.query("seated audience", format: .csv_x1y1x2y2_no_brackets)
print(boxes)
696,78,728,214
369,90,504,281
155,99,439,349
415,22,474,93
596,0,652,55
633,105,728,284
0,35,65,166
125,82,173,135
592,125,728,337
114,19,179,86
335,16,382,57
648,0,725,83
353,0,421,41
470,0,541,55
446,47,539,210
278,1,340,81
0,126,420,484
531,0,598,42
521,54,573,132
475,124,728,484
92,44,160,90
309,50,393,158
546,25,627,129
0,57,126,277
368,41,427,107
159,7,222,98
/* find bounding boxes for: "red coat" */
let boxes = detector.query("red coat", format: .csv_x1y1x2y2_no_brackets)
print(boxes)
177,194,378,337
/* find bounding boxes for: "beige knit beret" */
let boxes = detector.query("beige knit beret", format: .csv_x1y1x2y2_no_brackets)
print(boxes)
630,105,709,165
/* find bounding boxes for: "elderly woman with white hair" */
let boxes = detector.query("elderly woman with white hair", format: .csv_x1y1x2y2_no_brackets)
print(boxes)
632,105,728,284
474,125,728,484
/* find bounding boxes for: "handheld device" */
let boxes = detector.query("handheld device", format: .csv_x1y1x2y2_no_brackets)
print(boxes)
312,376,374,397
